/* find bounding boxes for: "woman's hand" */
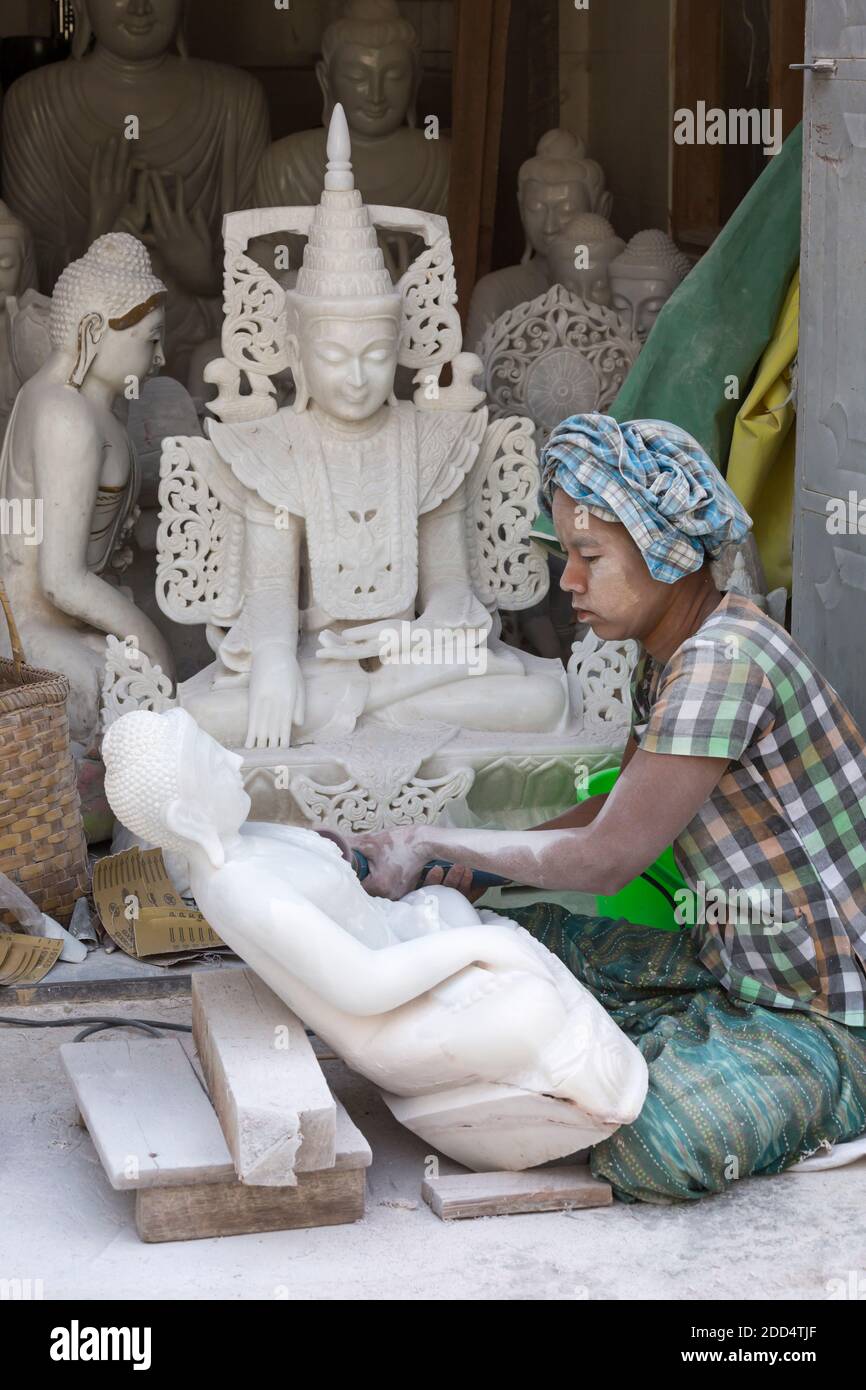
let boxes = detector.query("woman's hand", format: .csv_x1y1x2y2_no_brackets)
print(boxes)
419,862,486,903
351,827,428,899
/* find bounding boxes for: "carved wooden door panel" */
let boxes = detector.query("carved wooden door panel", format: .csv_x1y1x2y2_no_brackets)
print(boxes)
794,0,866,728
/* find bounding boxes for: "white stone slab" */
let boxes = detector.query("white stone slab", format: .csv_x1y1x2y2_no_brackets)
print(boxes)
60,1037,235,1190
192,968,336,1185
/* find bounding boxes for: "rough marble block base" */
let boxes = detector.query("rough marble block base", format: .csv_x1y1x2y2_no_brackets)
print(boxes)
192,969,337,1185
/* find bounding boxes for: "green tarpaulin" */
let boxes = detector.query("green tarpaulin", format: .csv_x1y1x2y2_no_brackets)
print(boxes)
532,124,803,550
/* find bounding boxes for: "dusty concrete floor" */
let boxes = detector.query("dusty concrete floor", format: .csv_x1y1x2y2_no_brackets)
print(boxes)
1,991,864,1302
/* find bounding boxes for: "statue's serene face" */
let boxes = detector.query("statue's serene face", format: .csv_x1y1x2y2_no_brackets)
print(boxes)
301,314,399,422
329,42,415,138
611,275,673,342
520,179,592,259
190,730,250,839
547,239,614,306
87,0,182,63
92,305,165,391
0,236,23,312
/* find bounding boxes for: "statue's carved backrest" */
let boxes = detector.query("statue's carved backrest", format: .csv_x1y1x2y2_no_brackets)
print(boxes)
207,206,463,424
567,628,639,734
157,436,248,639
467,417,549,612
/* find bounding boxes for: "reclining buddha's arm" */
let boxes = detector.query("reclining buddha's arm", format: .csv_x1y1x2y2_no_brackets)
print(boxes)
216,863,552,1017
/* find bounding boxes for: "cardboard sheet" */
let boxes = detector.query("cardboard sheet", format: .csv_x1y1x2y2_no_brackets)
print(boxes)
0,931,63,985
92,848,227,961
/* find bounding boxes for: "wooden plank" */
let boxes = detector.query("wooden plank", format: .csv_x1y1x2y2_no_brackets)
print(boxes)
421,1167,613,1221
60,1038,235,1190
449,0,512,317
769,0,807,140
136,1167,366,1243
671,0,724,250
192,969,336,1185
491,0,559,273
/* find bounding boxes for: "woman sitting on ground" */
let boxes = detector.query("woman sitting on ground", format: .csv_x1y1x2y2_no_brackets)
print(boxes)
352,412,866,1205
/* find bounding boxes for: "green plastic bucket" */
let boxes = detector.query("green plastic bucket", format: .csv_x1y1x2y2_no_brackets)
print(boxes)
576,767,685,931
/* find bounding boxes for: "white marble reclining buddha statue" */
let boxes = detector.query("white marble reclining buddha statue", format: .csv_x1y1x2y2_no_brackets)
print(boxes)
104,106,639,832
103,706,649,1172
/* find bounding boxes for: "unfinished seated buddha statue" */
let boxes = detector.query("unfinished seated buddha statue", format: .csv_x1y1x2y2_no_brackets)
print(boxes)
465,130,612,352
609,230,692,343
546,214,625,306
0,234,174,746
170,106,568,751
103,707,648,1171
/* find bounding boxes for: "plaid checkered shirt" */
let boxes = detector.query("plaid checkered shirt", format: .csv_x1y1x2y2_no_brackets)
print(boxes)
631,592,866,1025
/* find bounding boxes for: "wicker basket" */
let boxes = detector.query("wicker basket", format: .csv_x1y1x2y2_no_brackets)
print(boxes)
0,579,88,926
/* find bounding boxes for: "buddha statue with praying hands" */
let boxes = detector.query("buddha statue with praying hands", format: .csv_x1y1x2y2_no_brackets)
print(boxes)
255,0,449,277
1,0,270,380
0,234,174,746
163,106,568,752
465,130,612,352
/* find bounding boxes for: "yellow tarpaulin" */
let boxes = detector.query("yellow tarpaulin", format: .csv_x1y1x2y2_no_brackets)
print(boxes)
725,269,799,593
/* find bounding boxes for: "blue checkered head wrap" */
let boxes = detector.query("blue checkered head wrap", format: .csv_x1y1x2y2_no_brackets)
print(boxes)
541,413,752,584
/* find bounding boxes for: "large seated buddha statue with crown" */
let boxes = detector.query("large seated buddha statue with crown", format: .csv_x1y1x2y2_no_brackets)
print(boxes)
104,107,637,832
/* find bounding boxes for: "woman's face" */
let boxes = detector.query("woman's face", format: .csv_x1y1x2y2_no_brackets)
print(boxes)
552,487,670,641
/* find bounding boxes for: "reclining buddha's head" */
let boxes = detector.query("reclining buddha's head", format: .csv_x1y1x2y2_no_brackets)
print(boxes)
285,103,402,422
103,708,250,870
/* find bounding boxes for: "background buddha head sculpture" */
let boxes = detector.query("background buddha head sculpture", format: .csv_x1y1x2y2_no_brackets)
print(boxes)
547,213,625,307
70,0,188,61
285,105,403,421
609,229,692,342
104,707,250,870
0,202,38,313
50,233,167,390
518,130,612,266
318,0,421,137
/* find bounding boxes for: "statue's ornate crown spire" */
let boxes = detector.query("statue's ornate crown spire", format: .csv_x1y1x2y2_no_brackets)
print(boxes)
324,102,354,192
291,103,399,305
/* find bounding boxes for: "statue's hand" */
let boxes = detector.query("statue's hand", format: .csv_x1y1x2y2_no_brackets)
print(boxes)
144,173,219,298
316,624,389,662
246,646,305,750
87,137,135,243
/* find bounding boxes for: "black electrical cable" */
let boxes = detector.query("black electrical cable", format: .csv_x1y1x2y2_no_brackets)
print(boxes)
0,1015,192,1043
